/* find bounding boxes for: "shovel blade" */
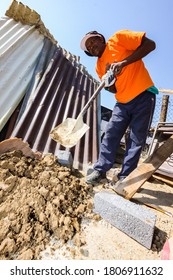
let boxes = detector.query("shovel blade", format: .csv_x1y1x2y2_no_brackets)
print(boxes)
50,117,89,148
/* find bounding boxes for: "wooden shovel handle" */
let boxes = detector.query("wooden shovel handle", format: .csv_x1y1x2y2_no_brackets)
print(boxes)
77,81,105,119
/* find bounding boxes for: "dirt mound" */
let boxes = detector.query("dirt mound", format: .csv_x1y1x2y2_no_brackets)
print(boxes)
1,141,173,260
0,150,95,260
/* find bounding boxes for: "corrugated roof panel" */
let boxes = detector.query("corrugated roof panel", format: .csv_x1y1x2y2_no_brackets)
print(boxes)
15,38,57,122
5,0,57,44
1,0,101,171
11,46,101,170
0,16,44,131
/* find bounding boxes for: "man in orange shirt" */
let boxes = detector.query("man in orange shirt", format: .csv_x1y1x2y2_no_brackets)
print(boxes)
80,30,158,186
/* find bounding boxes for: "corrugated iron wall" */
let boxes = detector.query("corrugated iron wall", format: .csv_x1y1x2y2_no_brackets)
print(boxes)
10,42,101,170
0,1,101,171
0,16,44,131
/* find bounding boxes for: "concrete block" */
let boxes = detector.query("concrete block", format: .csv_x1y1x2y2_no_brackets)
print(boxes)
56,150,73,168
94,191,156,249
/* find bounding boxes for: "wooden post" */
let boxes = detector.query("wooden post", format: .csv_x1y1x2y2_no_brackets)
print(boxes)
159,95,169,122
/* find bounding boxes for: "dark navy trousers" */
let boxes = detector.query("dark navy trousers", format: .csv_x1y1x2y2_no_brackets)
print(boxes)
94,90,156,178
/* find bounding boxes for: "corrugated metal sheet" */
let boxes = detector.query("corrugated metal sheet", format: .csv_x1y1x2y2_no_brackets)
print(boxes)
0,15,44,131
10,44,101,170
0,0,101,171
157,155,173,178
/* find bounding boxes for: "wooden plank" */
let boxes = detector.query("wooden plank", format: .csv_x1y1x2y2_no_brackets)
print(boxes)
131,198,173,217
114,135,173,199
152,174,173,186
158,127,173,131
159,88,173,94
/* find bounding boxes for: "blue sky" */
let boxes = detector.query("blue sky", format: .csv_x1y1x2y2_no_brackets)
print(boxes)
1,0,173,109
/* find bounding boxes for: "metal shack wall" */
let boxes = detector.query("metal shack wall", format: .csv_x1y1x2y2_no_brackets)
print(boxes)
11,43,101,171
0,16,44,131
1,0,101,171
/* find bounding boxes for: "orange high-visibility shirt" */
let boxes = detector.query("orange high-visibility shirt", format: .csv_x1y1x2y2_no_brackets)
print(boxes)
96,30,154,103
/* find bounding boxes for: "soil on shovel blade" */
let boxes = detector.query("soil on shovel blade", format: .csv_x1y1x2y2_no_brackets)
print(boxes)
0,147,173,260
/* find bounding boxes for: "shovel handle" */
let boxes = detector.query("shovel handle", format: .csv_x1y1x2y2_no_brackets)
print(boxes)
77,80,105,119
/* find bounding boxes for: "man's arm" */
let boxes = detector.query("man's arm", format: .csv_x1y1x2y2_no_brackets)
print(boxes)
111,36,156,74
121,36,156,67
105,36,156,93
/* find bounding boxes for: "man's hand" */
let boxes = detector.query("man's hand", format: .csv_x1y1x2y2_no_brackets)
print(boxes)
106,62,123,75
101,69,116,87
110,62,124,75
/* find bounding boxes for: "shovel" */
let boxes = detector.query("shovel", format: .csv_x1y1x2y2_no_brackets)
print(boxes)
50,80,105,148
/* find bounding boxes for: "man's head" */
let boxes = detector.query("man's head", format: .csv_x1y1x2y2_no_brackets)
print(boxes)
80,31,106,57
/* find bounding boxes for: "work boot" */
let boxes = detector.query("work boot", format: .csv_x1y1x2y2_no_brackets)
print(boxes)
105,176,126,190
111,177,126,190
86,169,106,184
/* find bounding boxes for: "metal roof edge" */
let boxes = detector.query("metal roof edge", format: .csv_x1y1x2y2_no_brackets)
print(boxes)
5,0,57,45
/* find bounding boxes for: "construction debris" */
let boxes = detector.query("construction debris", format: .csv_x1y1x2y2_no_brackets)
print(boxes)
114,135,173,199
0,138,173,259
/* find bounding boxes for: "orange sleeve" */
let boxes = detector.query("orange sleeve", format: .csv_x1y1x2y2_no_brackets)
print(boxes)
115,30,146,50
96,62,104,80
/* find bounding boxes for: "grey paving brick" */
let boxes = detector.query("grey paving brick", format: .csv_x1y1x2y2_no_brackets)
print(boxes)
94,191,156,249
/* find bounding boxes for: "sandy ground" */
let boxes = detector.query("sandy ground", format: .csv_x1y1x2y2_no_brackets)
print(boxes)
40,176,173,260
0,145,173,260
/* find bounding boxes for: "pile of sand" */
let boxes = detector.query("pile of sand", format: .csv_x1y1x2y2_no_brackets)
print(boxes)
0,150,95,260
